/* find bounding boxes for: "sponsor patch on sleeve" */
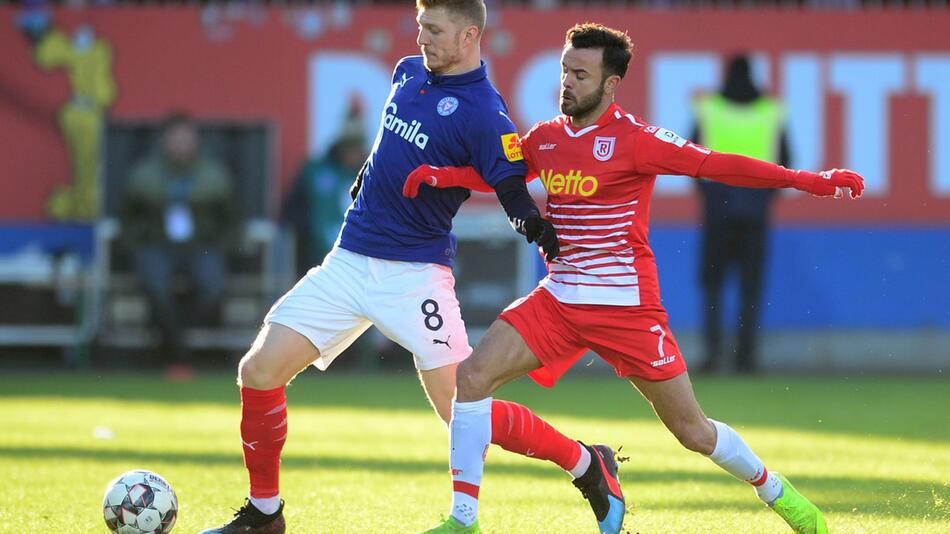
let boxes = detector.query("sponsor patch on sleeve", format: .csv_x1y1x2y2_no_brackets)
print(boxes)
501,133,523,162
653,127,688,148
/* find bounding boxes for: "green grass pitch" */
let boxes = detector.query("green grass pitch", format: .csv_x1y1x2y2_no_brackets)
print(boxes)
1,372,948,533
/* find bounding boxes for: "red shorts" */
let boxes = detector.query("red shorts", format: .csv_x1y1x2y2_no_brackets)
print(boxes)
498,286,687,387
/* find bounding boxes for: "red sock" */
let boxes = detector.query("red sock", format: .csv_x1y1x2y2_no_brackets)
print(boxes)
241,386,287,498
490,399,581,471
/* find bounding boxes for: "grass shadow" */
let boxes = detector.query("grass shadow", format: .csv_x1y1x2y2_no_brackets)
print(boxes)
1,444,946,521
1,372,949,444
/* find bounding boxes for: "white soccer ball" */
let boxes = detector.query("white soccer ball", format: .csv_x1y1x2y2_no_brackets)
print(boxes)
102,470,178,533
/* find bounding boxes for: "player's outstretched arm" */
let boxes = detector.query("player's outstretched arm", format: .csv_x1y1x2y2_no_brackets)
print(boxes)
402,164,559,261
636,128,863,199
696,152,865,199
402,164,494,198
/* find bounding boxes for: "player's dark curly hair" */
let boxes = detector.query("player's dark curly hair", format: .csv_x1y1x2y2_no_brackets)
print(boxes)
416,0,486,35
565,23,634,80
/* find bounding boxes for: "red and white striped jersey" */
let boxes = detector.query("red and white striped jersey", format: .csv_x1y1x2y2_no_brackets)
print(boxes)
521,102,711,307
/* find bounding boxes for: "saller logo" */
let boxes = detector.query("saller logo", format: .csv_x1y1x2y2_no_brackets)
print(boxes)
383,102,429,149
501,133,523,162
651,354,676,367
539,169,599,196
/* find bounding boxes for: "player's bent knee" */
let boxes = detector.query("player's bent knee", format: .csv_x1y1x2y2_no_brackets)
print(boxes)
238,349,284,391
237,352,260,389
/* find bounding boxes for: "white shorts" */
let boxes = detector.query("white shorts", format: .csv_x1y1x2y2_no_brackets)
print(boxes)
265,247,471,371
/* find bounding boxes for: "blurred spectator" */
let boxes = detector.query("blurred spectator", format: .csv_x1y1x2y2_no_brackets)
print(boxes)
118,112,237,379
283,99,367,276
691,55,790,375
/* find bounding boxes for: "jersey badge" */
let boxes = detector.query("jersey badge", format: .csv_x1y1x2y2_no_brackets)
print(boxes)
437,97,459,116
653,127,688,147
501,133,523,162
593,136,616,162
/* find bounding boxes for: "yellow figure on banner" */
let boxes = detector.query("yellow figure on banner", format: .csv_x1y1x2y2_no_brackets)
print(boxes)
23,12,116,222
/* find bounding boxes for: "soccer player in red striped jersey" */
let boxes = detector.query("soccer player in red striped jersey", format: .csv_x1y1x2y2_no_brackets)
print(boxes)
413,23,862,534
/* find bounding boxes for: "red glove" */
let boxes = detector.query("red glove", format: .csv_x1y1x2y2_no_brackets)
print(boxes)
403,165,494,198
799,168,865,199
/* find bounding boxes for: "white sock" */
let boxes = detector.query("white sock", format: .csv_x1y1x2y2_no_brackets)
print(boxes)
569,442,592,479
450,397,493,526
249,495,281,515
707,419,783,504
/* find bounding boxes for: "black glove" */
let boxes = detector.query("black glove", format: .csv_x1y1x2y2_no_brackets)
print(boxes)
512,216,559,262
350,160,368,201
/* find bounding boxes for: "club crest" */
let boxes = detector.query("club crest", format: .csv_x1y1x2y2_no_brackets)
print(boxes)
593,136,615,161
437,97,459,116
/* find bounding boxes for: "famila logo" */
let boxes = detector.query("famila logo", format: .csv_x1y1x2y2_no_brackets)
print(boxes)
383,102,429,150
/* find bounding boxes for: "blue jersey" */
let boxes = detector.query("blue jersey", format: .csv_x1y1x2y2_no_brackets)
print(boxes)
338,56,527,267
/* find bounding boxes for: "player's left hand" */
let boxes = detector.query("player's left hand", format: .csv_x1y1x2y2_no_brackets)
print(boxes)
519,216,560,262
403,165,494,198
810,168,865,199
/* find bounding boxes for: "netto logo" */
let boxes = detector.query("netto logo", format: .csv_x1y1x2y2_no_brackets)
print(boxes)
539,169,598,196
383,102,429,150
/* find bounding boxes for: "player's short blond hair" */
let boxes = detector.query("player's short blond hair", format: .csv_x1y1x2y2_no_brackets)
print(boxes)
416,0,486,36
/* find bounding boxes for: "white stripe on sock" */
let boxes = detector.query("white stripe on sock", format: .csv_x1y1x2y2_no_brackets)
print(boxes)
569,442,591,479
249,495,280,516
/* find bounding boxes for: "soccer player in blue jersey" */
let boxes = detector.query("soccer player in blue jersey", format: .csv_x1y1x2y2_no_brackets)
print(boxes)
199,1,578,532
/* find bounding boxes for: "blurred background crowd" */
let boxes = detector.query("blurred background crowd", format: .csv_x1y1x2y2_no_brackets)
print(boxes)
0,0,946,379
6,1,950,9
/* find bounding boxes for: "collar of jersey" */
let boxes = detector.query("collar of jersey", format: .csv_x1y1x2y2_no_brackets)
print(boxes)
426,60,487,86
562,102,622,137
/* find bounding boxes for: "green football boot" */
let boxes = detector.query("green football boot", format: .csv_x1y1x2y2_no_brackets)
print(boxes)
769,473,828,534
419,516,481,534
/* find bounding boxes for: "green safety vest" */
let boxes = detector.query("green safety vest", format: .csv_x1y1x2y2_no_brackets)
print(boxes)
693,94,784,162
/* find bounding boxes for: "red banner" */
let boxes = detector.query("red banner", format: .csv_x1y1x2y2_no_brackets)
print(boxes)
2,6,948,222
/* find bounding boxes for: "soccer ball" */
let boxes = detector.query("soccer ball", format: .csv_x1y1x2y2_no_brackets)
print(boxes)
102,469,178,534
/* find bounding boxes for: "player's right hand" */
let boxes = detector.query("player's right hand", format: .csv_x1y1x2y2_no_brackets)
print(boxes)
808,168,865,199
520,216,560,262
403,165,494,198
403,165,439,198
